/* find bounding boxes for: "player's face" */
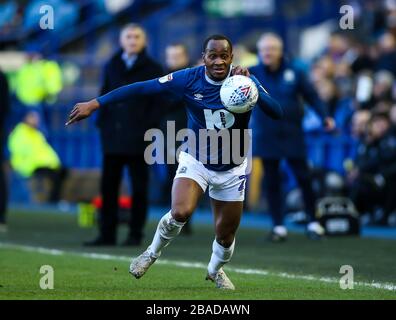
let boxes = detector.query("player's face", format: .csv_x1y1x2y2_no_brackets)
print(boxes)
120,27,146,55
203,40,233,81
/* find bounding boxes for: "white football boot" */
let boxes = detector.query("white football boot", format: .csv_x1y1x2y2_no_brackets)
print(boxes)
268,225,288,242
129,248,158,279
206,268,235,290
306,221,325,240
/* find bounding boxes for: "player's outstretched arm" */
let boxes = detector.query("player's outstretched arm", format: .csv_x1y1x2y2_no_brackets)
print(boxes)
66,79,165,126
250,75,283,120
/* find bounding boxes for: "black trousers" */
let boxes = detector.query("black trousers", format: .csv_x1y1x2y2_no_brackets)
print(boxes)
100,154,148,241
0,160,6,224
261,158,317,226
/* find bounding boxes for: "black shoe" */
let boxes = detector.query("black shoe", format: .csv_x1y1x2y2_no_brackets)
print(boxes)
121,237,142,246
83,236,116,246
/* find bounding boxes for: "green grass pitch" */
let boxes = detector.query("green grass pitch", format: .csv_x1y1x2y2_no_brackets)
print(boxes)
0,210,395,299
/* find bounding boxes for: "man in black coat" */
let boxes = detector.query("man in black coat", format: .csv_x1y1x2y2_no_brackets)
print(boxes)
0,69,9,232
86,23,163,246
349,112,396,226
249,33,335,241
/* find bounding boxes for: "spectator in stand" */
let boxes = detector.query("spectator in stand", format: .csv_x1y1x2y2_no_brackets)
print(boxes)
371,70,394,105
326,32,350,64
347,38,374,75
8,110,67,204
375,32,396,76
348,111,396,225
315,78,354,134
313,55,336,80
351,110,371,140
15,51,63,108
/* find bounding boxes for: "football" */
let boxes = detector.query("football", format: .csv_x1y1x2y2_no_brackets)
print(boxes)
220,75,259,113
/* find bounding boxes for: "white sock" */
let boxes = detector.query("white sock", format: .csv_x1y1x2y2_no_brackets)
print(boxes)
207,238,235,277
147,211,185,258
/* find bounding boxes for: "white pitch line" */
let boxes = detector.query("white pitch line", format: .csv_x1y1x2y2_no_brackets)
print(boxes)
1,242,396,292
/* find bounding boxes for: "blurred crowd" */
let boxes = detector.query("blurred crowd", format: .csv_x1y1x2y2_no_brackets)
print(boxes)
303,2,396,226
0,0,79,36
0,0,143,39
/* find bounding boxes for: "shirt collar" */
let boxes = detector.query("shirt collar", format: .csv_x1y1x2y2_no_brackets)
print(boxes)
204,65,233,85
121,52,137,69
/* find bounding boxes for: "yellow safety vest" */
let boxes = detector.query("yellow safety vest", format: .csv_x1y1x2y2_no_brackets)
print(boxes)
15,60,62,106
8,123,61,177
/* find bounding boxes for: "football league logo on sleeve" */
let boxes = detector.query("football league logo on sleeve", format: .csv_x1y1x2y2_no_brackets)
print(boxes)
159,73,173,83
178,166,187,174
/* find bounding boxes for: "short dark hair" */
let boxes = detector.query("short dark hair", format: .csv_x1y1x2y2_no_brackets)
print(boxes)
167,43,189,54
203,34,233,52
121,23,146,35
370,111,390,123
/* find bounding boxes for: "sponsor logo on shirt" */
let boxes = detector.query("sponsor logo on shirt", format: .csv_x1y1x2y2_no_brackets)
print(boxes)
194,93,204,100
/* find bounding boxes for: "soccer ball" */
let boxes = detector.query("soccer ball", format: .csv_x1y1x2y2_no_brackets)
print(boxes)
220,75,259,113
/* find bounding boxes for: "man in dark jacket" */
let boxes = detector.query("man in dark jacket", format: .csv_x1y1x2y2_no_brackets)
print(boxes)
86,23,163,246
249,33,335,241
0,69,9,232
349,112,396,225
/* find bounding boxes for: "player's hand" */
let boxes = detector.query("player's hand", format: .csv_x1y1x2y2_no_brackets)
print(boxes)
323,117,336,132
66,99,100,126
231,65,250,77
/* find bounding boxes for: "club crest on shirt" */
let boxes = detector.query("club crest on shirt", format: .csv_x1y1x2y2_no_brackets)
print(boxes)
159,73,173,83
283,69,295,83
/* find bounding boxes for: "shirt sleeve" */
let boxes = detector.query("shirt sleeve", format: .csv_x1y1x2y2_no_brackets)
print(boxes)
96,69,188,107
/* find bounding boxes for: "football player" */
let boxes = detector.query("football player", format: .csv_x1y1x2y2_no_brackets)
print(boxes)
67,35,283,290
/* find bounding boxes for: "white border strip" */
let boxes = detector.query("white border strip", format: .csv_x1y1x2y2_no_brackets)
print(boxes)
1,242,396,292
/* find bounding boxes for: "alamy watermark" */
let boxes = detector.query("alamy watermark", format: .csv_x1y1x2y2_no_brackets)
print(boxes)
39,5,54,30
339,5,354,30
144,121,253,173
339,265,354,290
39,265,54,290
